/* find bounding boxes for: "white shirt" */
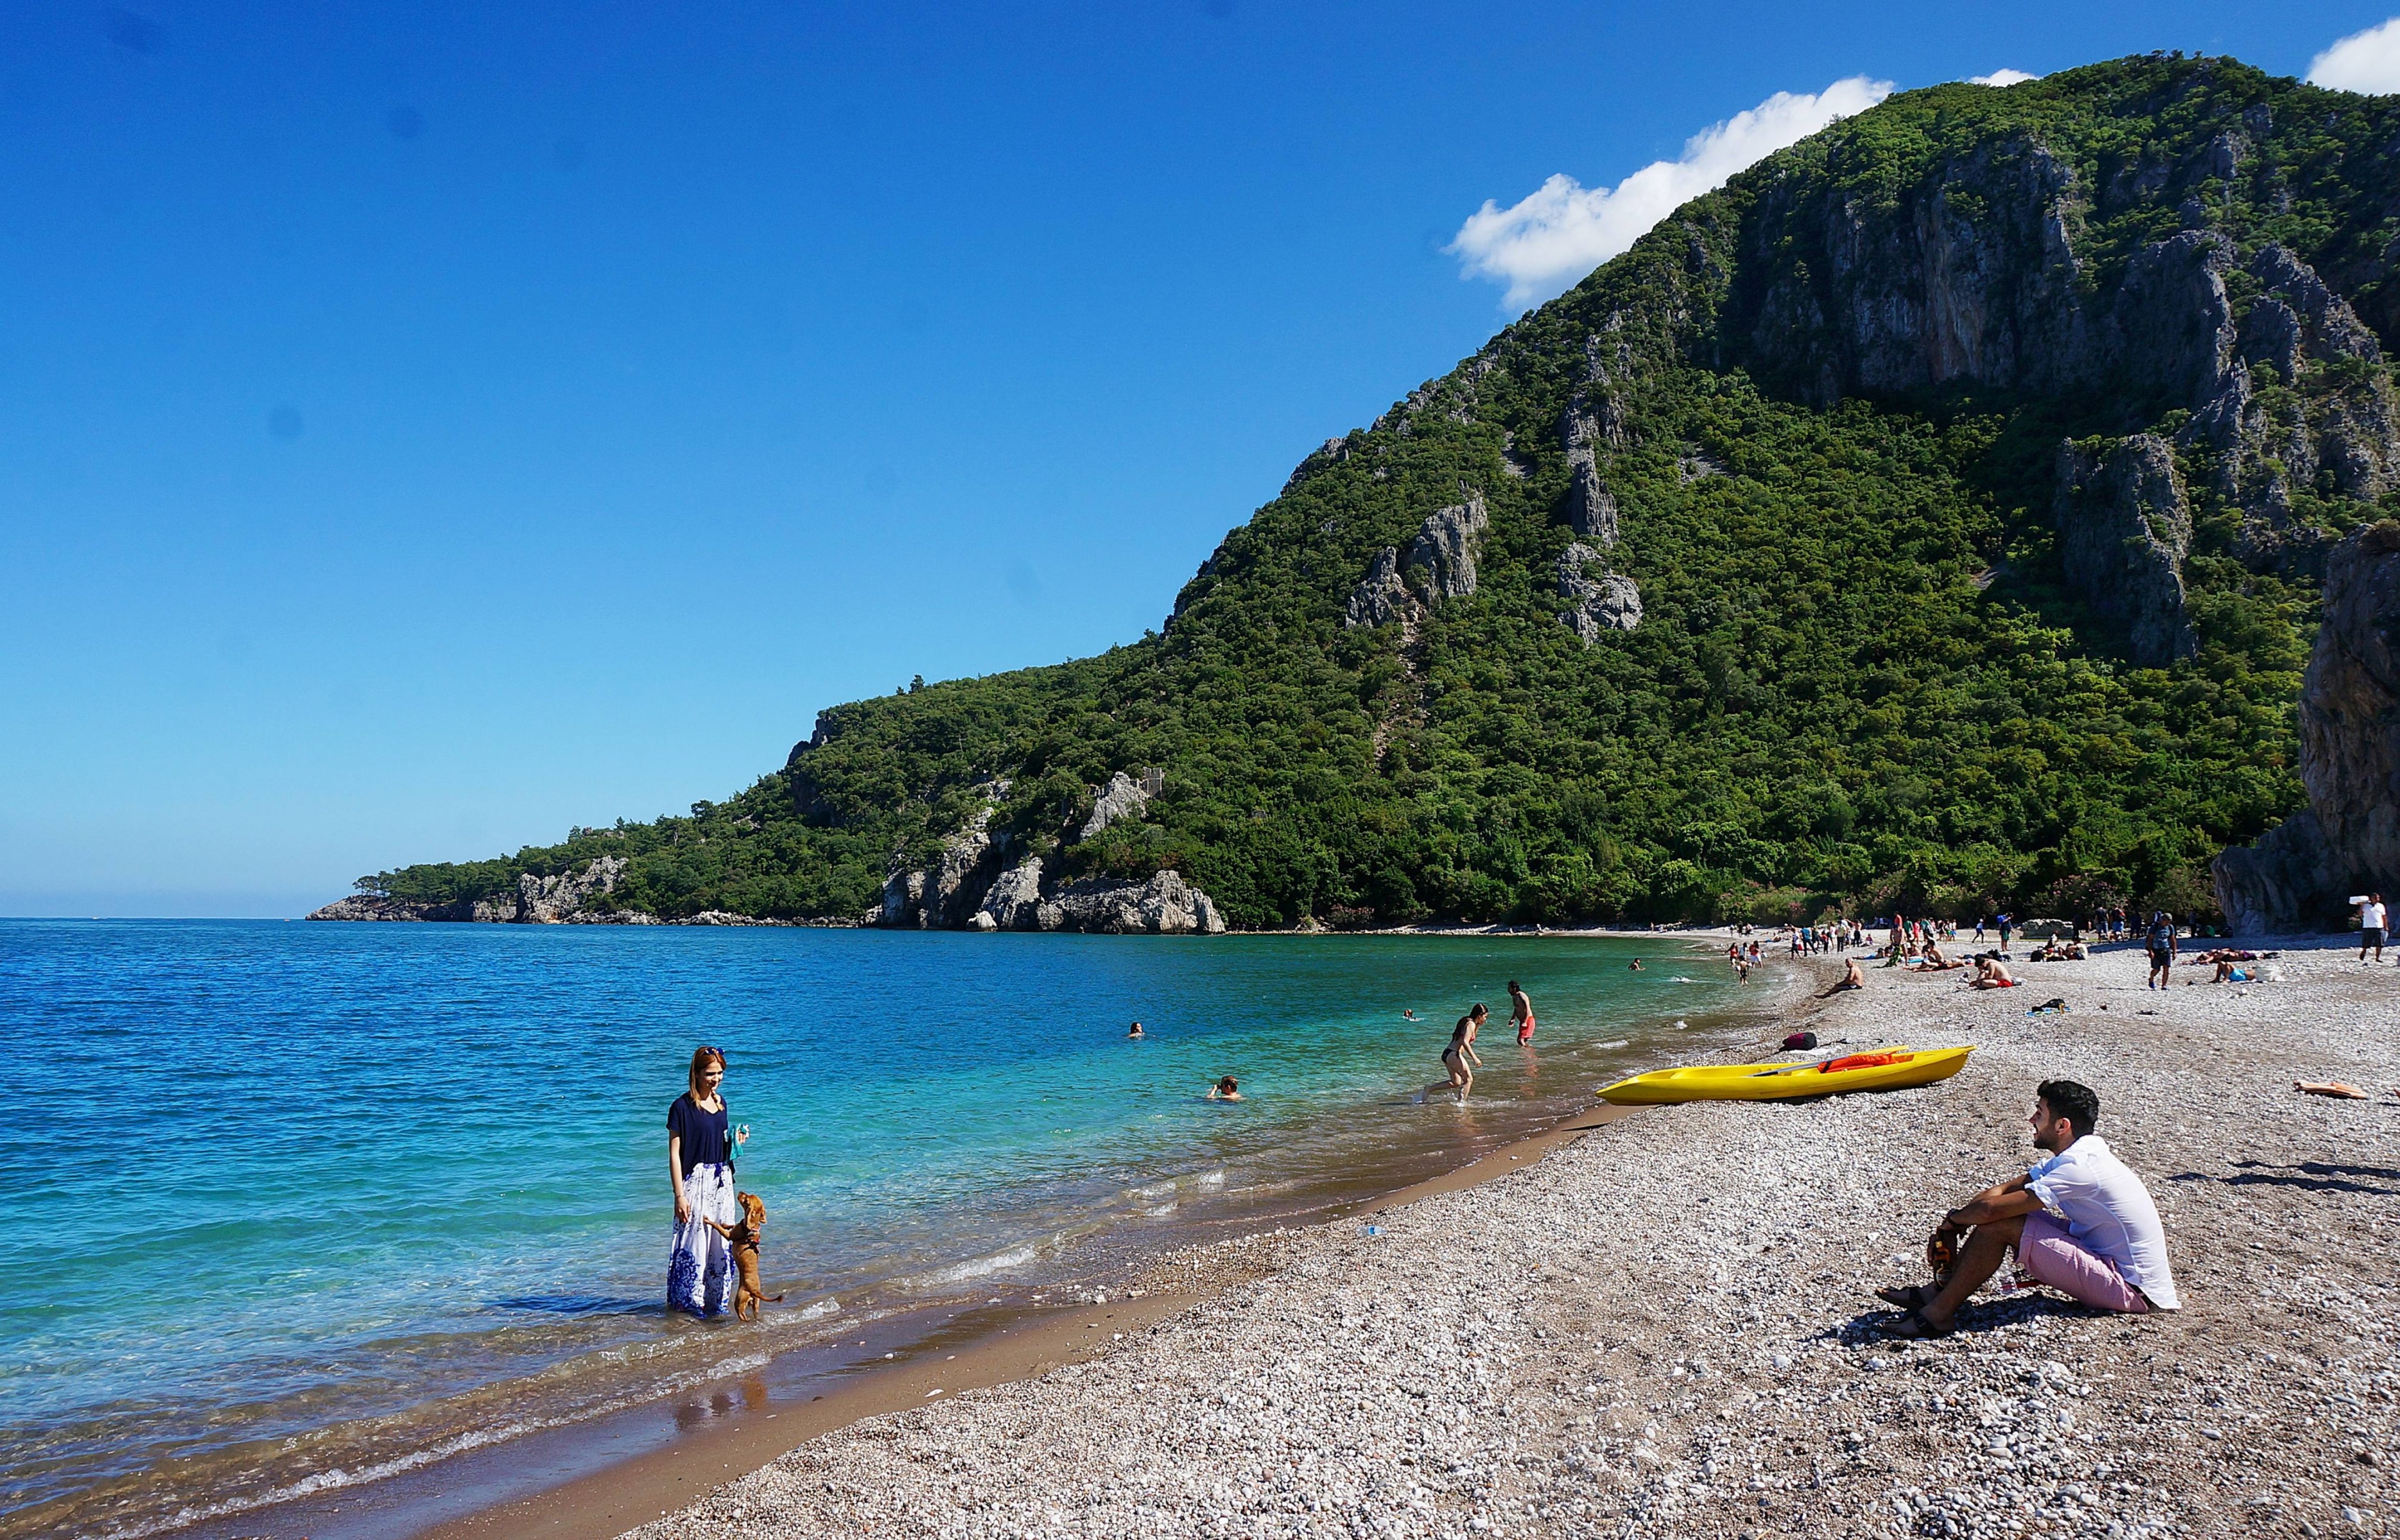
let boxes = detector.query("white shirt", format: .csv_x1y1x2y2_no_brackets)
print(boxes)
2364,902,2387,930
2026,1135,2180,1310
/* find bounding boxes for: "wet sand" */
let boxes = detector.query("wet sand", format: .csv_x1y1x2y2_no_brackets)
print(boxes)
604,936,2398,1538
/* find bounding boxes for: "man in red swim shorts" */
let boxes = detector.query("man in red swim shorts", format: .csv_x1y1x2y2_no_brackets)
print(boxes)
1507,980,1535,1044
1876,1079,2180,1337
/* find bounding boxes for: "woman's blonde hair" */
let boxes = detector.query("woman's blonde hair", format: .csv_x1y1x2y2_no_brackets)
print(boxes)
688,1045,727,1099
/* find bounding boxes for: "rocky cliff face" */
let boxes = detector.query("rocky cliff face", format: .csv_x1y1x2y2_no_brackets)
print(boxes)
2053,435,2197,666
1036,872,1225,935
1557,543,1642,643
1727,133,2400,632
307,857,645,923
876,776,1226,935
2216,521,2400,931
1343,495,1490,630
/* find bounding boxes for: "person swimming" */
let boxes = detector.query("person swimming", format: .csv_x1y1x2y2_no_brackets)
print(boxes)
1127,1022,1144,1038
1401,1009,1419,1020
1204,1076,1242,1101
1629,959,1644,971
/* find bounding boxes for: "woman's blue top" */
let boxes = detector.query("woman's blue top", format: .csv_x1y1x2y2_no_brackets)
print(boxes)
668,1093,731,1178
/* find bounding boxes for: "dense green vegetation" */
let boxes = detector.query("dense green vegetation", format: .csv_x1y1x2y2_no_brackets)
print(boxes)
362,54,2400,928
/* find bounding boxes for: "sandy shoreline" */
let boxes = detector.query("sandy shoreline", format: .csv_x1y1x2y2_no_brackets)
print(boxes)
586,938,2396,1538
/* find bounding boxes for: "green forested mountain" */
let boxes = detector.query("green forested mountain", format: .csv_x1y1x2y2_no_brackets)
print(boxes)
345,54,2400,930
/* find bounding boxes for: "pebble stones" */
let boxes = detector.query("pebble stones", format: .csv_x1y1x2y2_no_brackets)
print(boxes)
625,941,2398,1539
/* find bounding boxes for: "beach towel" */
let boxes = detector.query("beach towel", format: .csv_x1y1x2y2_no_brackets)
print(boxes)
668,1161,739,1316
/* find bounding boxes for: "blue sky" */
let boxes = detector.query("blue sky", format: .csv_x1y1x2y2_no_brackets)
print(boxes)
0,1,2378,916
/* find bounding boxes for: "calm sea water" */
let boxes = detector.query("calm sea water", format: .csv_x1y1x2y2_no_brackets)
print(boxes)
0,919,1741,1539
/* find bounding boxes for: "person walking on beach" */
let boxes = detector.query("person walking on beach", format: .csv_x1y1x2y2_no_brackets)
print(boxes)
1506,980,1536,1044
2144,912,2177,989
666,1045,748,1317
1877,1079,2178,1337
2360,893,2386,963
1438,1005,1485,1101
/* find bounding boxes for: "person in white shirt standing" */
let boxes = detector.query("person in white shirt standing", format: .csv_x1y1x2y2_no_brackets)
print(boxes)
1877,1079,2178,1337
2360,893,2386,963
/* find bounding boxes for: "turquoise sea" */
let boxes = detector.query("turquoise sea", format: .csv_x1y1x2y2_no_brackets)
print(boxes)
0,919,1744,1539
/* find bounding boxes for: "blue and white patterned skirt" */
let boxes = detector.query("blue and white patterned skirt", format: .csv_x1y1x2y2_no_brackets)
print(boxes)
667,1161,738,1316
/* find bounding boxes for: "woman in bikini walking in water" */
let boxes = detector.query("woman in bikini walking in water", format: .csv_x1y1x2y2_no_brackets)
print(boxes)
1432,1004,1486,1103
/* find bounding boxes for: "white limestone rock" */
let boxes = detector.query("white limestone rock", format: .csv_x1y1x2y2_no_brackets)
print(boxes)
1557,543,1642,643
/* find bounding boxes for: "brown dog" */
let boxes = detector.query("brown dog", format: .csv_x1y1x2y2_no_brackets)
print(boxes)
704,1192,785,1320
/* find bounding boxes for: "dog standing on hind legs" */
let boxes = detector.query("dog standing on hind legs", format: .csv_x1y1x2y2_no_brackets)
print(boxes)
704,1191,785,1320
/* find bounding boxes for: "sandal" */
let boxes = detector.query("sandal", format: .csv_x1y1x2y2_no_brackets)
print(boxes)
1874,1284,1935,1310
1881,1307,1955,1339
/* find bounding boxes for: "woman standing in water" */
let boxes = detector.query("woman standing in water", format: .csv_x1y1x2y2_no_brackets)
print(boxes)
1437,1004,1486,1101
666,1045,747,1316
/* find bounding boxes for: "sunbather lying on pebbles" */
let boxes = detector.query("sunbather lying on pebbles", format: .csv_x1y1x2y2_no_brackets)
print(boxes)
1878,1079,2178,1338
1967,955,2018,989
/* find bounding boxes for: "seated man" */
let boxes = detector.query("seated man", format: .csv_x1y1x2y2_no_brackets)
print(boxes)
1968,955,2017,988
1878,1079,2179,1337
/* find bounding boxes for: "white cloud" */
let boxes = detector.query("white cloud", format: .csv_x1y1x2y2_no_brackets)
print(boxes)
1969,69,2038,87
1449,76,1894,313
2310,17,2400,93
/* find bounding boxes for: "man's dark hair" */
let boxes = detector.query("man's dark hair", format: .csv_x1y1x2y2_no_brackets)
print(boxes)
2036,1079,2099,1138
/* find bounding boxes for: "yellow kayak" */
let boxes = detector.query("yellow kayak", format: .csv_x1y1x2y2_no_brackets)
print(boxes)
1597,1045,1972,1105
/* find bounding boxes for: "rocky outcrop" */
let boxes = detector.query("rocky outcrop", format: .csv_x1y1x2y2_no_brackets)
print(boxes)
1411,496,1489,600
1735,142,2288,417
970,857,1045,931
308,857,637,923
2215,521,2400,931
1034,871,1226,935
2113,231,2236,410
2053,435,2196,666
1078,770,1157,841
876,774,1226,934
514,857,632,922
1557,543,1641,643
1342,549,1413,629
1740,136,2092,399
306,893,484,921
879,791,1009,929
1344,496,1490,630
2246,243,2382,374
2212,812,2336,937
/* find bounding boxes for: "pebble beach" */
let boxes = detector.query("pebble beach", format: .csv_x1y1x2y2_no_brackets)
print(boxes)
626,938,2399,1539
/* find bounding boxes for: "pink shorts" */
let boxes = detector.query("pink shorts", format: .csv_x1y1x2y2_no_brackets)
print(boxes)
2017,1212,2150,1313
1517,1018,1535,1043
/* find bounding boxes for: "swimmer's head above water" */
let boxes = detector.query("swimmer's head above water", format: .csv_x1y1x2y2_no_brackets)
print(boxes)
1207,1075,1242,1100
1128,1022,1144,1038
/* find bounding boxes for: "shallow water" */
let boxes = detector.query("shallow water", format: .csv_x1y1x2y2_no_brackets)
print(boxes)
0,919,1741,1538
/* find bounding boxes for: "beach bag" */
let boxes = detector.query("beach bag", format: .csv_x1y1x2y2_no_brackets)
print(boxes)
1782,1031,1818,1050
